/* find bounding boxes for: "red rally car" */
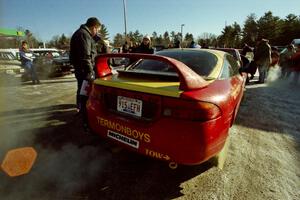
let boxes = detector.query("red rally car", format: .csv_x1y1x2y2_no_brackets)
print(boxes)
87,49,246,168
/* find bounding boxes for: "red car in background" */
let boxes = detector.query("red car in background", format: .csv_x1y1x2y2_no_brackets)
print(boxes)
87,49,246,168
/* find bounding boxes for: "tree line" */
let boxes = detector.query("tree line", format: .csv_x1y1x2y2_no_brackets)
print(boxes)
1,11,299,49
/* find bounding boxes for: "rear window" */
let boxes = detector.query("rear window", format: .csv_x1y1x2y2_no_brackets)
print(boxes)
128,50,218,77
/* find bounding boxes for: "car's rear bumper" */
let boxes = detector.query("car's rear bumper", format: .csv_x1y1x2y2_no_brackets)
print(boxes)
87,98,230,165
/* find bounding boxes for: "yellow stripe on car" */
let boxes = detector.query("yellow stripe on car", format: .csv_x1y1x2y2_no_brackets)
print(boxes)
94,76,183,97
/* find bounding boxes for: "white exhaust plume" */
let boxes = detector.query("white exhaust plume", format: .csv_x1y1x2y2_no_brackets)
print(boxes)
267,65,281,83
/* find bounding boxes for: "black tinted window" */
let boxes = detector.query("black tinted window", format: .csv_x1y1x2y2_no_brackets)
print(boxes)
220,59,231,79
220,55,241,79
129,50,218,77
226,55,240,75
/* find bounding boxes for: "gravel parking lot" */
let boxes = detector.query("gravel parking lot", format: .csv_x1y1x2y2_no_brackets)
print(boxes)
0,73,299,200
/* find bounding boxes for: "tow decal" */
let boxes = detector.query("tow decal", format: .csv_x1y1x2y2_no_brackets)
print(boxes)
145,148,170,161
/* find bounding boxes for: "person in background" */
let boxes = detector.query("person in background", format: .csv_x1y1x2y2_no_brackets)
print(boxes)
290,44,300,85
270,46,280,67
189,40,201,48
280,44,296,79
253,38,272,83
69,17,101,132
134,35,154,54
129,41,137,53
241,43,253,57
94,35,108,54
19,41,40,84
122,41,130,53
189,41,196,48
173,40,180,48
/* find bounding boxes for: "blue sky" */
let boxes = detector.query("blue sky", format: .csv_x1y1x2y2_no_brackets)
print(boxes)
1,0,299,42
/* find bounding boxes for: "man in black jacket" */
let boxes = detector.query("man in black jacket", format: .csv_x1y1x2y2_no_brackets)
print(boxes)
70,17,101,131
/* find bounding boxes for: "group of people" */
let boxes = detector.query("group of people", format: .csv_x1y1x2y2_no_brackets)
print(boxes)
121,35,154,54
241,39,300,85
280,44,300,85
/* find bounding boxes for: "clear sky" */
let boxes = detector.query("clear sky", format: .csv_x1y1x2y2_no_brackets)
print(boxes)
1,0,299,42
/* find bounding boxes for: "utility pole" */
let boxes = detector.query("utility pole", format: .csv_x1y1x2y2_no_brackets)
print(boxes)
181,24,185,48
123,0,128,40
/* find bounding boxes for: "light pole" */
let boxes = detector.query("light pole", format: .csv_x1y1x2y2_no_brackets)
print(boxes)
181,24,185,48
123,0,128,40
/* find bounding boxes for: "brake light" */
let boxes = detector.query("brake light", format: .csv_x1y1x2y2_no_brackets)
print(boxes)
162,98,221,121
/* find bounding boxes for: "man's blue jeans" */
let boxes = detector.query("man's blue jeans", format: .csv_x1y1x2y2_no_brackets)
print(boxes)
24,61,39,82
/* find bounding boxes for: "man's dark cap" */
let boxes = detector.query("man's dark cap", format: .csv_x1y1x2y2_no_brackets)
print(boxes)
86,17,101,27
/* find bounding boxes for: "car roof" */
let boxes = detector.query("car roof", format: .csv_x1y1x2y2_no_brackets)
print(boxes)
292,39,300,44
31,48,59,52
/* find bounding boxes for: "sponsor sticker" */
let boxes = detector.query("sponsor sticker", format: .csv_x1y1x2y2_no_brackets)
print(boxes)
107,130,139,149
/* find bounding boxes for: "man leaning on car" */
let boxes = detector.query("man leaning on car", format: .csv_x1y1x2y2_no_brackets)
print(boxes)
69,17,101,132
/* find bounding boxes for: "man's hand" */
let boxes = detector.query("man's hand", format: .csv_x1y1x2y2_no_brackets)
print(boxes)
86,71,95,81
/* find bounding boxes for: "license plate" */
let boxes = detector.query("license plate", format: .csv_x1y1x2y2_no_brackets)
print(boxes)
117,96,142,117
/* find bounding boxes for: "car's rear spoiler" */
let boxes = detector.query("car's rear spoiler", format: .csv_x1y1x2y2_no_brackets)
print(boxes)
95,53,209,91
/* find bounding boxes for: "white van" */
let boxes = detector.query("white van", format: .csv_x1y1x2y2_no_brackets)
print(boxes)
0,49,24,75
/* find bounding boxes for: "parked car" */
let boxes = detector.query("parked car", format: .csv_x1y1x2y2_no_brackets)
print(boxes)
31,48,72,77
291,38,300,46
0,49,24,75
51,51,74,75
86,49,247,168
272,46,285,53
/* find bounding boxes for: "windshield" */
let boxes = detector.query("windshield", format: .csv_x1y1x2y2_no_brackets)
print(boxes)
128,50,218,77
0,52,17,60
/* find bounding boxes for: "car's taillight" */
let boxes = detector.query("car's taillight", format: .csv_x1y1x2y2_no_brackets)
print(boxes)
95,57,112,77
162,97,221,121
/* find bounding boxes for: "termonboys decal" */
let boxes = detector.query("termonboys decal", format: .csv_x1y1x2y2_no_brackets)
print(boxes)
97,116,151,143
108,130,139,149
